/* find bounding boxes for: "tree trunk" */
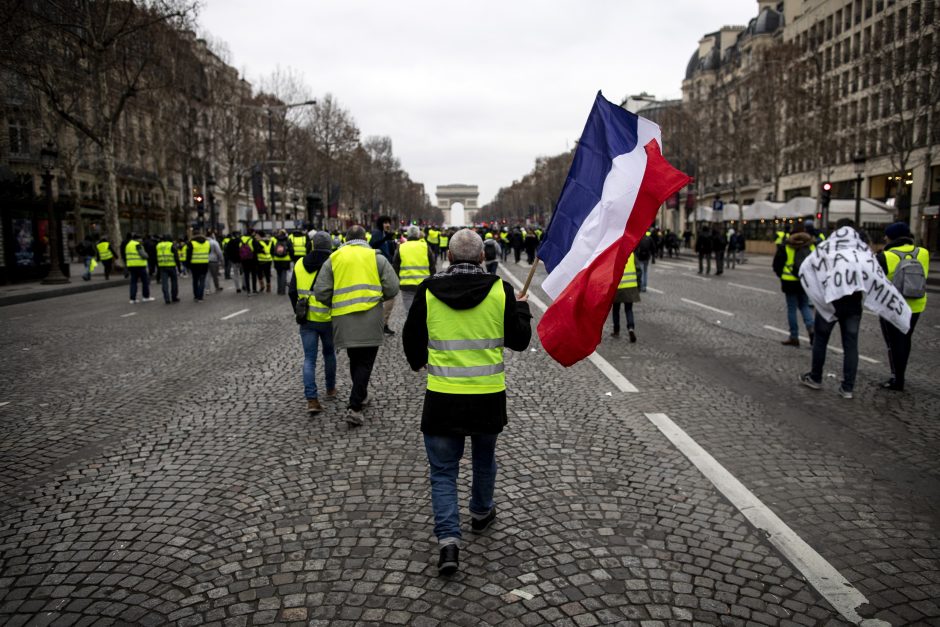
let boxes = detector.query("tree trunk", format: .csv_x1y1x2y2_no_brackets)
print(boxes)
225,191,237,233
102,139,121,245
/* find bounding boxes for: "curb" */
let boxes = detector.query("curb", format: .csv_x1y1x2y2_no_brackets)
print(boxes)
0,278,129,307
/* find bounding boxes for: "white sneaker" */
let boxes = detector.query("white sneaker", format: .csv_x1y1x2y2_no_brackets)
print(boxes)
129,299,138,304
141,297,155,302
345,408,364,427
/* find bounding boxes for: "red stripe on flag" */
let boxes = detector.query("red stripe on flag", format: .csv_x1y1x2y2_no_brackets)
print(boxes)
537,140,691,367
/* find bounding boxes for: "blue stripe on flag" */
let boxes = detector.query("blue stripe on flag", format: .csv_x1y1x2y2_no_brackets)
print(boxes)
537,92,639,273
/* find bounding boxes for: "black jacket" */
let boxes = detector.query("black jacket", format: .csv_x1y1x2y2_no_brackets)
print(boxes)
402,271,532,436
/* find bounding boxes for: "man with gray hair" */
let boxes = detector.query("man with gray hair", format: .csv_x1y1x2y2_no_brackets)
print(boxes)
403,228,532,576
314,225,399,426
392,225,435,312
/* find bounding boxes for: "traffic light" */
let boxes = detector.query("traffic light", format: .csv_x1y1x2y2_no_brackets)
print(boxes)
193,190,205,214
816,212,823,220
821,182,832,209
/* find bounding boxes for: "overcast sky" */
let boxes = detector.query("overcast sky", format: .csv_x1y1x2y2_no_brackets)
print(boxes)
200,1,757,205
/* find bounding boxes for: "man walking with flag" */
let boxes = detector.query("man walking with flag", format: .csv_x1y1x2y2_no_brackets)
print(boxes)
402,228,532,576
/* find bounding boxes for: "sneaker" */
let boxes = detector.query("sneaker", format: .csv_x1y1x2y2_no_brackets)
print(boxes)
838,386,853,399
799,372,822,390
383,325,395,336
324,388,338,400
437,544,459,576
611,330,620,338
345,408,364,427
307,399,323,414
471,508,496,533
628,330,637,343
129,299,138,304
880,379,904,391
141,297,155,302
780,337,800,347
360,393,370,407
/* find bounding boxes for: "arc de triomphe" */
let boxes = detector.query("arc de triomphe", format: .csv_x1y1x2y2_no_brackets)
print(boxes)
436,184,479,226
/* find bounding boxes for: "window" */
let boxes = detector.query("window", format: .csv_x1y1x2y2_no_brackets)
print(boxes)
8,118,29,156
865,0,873,19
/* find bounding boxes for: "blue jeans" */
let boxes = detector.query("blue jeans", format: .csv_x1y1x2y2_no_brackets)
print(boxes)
300,322,336,400
82,256,93,280
638,258,650,292
785,291,814,339
160,267,178,302
611,302,634,332
424,433,498,541
129,267,150,300
811,312,860,392
191,266,207,299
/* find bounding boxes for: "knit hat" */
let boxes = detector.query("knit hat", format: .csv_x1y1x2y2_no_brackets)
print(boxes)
884,221,911,240
312,230,333,251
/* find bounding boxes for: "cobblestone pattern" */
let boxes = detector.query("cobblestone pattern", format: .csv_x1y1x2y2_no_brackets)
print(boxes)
507,257,940,626
0,287,846,625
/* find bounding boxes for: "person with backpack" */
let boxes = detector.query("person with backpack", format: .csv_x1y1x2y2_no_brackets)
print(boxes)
239,230,259,294
271,229,294,295
224,230,244,293
255,231,273,293
393,225,435,312
712,228,728,275
876,222,929,392
483,235,500,274
772,224,815,347
636,230,655,291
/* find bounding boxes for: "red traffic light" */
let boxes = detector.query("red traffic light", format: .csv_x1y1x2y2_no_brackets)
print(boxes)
816,212,823,220
193,194,204,203
822,182,832,191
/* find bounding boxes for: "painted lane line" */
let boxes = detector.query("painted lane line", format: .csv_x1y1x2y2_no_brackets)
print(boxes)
587,352,639,393
500,264,639,394
762,325,880,363
644,412,889,627
682,273,711,281
508,589,534,601
645,287,664,294
120,312,137,318
0,401,10,408
728,282,776,295
221,308,250,321
681,298,735,317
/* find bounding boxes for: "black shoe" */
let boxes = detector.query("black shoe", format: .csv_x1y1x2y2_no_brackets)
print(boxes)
471,509,496,533
383,325,395,335
628,330,637,343
880,379,904,391
611,330,620,338
437,544,459,576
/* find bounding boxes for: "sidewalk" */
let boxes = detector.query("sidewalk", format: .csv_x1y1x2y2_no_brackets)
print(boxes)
0,262,128,307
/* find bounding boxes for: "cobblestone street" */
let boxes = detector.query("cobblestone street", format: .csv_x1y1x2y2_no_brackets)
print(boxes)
0,256,938,626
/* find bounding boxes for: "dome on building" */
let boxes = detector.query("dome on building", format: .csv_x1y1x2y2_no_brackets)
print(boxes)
685,50,699,80
701,46,721,72
753,6,783,34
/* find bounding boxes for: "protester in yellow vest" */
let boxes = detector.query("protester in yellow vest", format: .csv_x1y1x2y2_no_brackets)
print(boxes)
610,252,640,342
876,221,929,391
313,225,399,426
772,225,815,347
155,234,180,304
401,228,532,576
186,231,211,302
392,225,435,312
124,233,154,303
95,235,116,280
289,231,337,414
255,231,273,293
271,229,293,295
290,230,308,262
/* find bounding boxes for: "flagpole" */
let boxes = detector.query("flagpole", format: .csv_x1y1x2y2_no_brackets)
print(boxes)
519,257,540,297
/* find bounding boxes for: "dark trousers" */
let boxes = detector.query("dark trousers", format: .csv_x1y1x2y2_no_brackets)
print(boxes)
160,267,179,302
191,265,208,300
611,302,635,332
102,259,113,279
347,346,379,411
224,258,231,279
129,267,150,300
714,250,724,274
513,246,522,263
698,253,712,274
276,266,289,294
811,312,861,392
880,312,920,388
258,262,272,287
242,263,258,293
485,261,498,274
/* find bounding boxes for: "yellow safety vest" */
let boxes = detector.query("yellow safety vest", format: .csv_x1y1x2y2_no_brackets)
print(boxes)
618,254,638,289
774,231,786,245
399,240,431,286
426,280,506,394
190,240,210,265
257,240,272,263
293,259,332,323
885,244,929,313
96,241,113,261
440,235,449,248
329,244,383,317
428,229,440,244
290,234,308,257
782,244,813,282
156,241,176,267
124,240,146,267
365,232,372,242
500,232,508,242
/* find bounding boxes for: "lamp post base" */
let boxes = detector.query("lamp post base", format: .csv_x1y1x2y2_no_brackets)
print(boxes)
41,266,71,285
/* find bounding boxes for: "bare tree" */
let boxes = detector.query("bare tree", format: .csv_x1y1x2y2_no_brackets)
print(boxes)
0,0,199,247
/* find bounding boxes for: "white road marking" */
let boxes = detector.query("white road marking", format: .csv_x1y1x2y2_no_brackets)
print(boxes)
682,273,711,281
728,282,776,295
681,298,734,317
120,312,136,318
221,308,250,321
587,352,639,393
645,287,664,294
508,589,534,601
762,325,880,363
0,401,10,408
500,264,639,394
644,412,890,627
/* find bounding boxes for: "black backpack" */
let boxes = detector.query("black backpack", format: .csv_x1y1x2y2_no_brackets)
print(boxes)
484,239,499,261
792,246,811,278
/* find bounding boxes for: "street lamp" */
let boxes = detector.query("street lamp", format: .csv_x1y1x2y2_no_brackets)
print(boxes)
853,151,866,227
206,174,216,233
40,142,69,284
265,99,316,229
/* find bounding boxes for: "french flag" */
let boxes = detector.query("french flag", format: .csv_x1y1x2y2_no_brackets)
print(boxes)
537,92,690,367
